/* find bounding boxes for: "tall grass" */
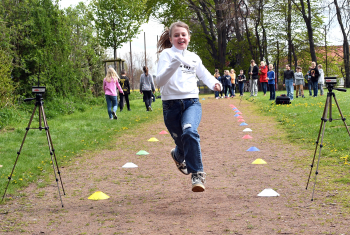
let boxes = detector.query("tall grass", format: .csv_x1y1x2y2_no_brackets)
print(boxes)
0,92,162,198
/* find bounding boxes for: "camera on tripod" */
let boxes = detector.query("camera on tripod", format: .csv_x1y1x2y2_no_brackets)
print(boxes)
325,76,337,86
32,86,46,94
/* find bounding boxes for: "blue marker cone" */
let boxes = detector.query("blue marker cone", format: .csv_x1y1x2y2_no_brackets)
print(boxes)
235,110,240,113
239,122,248,126
234,114,239,117
247,146,260,152
202,98,205,100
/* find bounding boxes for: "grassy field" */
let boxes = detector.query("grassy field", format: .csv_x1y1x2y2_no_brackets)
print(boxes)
0,94,162,198
243,88,350,207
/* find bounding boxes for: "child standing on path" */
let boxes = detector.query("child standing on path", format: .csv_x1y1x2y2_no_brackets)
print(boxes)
119,69,131,111
230,69,236,97
259,61,268,96
103,67,124,120
140,66,155,111
237,70,246,96
306,67,312,96
267,64,275,100
214,71,221,99
223,70,233,98
156,21,222,192
295,66,305,98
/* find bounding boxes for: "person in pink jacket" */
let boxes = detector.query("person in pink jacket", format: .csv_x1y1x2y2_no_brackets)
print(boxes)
103,67,124,120
259,61,268,96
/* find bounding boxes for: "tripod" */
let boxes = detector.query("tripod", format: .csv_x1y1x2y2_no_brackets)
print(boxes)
306,85,350,201
1,91,65,207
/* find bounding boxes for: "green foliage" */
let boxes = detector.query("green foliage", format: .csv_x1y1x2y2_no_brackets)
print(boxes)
91,0,147,52
0,49,15,108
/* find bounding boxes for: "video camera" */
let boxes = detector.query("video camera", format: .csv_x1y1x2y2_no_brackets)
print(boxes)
325,77,337,85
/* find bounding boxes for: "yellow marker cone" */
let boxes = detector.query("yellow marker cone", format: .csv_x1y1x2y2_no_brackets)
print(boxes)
148,137,159,142
252,158,267,164
88,191,110,200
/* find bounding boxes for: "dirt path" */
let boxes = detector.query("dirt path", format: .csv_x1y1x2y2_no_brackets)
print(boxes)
1,97,349,235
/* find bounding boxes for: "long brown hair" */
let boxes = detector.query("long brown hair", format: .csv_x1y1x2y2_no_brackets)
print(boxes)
143,66,149,76
157,21,190,54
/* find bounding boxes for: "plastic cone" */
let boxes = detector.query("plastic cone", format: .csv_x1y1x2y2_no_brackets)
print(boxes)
242,134,253,139
243,128,252,132
122,162,138,168
88,191,110,200
252,158,267,164
237,112,242,114
234,114,239,117
148,137,159,142
258,188,280,197
239,122,248,126
202,98,205,100
159,130,168,134
136,150,149,155
238,119,245,122
236,115,243,118
247,146,260,151
233,107,238,110
235,110,240,113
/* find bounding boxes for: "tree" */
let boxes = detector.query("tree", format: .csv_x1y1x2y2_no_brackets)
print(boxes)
333,0,350,87
91,0,147,73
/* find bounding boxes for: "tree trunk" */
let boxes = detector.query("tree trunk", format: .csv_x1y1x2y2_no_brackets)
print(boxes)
334,0,350,87
287,0,292,65
240,2,255,60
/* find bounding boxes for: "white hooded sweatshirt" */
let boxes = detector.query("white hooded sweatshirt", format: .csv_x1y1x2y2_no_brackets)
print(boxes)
156,45,222,101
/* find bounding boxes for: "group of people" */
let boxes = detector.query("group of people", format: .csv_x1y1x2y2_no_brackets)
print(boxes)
214,60,325,102
103,65,156,120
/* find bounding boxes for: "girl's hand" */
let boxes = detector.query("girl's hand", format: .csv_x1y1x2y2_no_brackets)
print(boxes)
214,83,221,91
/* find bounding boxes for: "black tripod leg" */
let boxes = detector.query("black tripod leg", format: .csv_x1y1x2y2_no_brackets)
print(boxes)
1,105,37,202
306,96,328,189
40,106,64,207
333,94,350,137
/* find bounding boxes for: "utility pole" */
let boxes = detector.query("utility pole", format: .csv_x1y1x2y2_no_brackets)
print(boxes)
130,41,134,90
325,25,328,77
144,32,147,67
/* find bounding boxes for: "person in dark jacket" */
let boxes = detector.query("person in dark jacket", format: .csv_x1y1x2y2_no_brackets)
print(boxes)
248,59,259,96
283,64,295,100
119,69,131,111
310,61,320,97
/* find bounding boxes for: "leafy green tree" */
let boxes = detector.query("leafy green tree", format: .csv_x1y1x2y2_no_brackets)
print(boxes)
91,0,147,72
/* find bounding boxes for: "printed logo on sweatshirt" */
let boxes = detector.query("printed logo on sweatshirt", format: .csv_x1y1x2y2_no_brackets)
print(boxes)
180,65,195,74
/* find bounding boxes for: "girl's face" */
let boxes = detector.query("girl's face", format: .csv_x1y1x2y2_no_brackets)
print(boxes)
269,65,273,70
170,26,190,50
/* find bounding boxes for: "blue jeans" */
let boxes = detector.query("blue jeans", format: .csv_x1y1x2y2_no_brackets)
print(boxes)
214,91,219,98
285,79,294,100
313,81,318,97
238,82,244,95
162,98,203,173
261,82,267,94
269,84,275,100
231,85,236,96
105,95,118,118
308,81,312,95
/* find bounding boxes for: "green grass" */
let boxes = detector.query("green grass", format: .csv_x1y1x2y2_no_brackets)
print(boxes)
0,93,162,200
244,89,350,208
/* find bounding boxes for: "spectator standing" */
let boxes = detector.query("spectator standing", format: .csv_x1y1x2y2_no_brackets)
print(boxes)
318,64,324,96
223,70,233,98
230,69,236,97
310,61,320,97
248,60,259,96
306,67,312,96
237,70,246,96
119,69,131,111
214,71,221,99
140,66,155,111
283,64,295,100
267,64,275,100
295,66,305,98
259,61,268,96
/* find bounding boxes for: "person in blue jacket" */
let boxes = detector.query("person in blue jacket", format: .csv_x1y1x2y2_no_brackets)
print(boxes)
267,64,275,100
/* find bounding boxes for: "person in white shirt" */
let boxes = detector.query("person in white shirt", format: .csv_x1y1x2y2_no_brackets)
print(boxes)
156,21,222,192
318,64,325,96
